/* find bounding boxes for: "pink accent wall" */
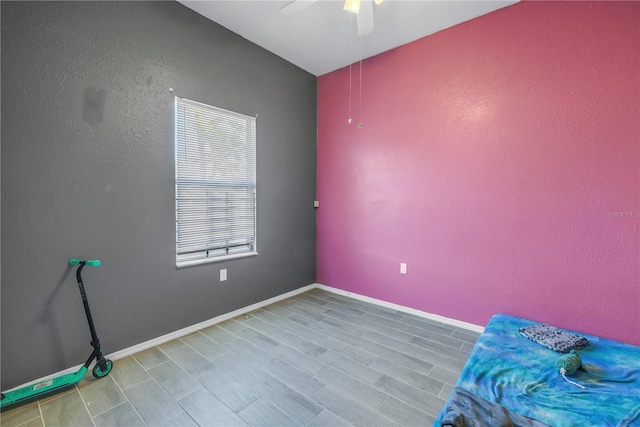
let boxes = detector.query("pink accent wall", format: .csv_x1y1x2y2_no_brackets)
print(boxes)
317,1,640,345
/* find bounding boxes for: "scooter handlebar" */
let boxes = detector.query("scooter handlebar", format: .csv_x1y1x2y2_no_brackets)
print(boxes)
69,259,101,267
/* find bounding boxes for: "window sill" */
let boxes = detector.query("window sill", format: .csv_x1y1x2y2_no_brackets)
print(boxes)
176,251,258,269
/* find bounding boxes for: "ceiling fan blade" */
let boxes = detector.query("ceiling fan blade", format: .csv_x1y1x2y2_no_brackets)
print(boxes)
357,0,374,36
280,0,318,16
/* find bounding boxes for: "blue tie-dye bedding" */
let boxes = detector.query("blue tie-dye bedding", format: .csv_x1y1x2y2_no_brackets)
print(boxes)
435,314,640,427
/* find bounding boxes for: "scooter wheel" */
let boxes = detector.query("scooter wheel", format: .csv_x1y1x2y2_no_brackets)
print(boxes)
93,359,113,378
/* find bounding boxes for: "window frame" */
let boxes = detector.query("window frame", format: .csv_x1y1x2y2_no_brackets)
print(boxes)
174,96,258,268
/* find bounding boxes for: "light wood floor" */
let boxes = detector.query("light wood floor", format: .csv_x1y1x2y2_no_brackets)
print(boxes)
1,288,478,427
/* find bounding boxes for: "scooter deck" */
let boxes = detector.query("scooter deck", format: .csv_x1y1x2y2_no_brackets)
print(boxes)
1,366,88,410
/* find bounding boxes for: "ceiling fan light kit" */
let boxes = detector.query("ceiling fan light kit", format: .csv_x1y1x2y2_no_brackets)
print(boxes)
343,0,361,14
282,0,383,36
343,0,384,16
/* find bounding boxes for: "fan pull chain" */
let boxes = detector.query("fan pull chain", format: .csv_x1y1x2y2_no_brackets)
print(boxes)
348,14,353,124
358,34,363,128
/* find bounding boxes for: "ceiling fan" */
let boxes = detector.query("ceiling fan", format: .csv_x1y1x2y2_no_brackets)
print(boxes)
281,0,384,36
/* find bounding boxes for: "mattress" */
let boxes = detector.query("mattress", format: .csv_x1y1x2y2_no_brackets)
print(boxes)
435,314,640,427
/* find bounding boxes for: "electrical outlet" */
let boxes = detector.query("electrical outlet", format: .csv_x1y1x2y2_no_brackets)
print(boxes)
220,269,227,281
314,200,320,208
400,263,407,274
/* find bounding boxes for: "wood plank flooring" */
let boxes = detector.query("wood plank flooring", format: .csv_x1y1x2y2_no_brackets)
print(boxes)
1,289,478,427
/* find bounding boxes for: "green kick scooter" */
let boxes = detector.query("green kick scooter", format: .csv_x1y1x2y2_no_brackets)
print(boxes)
1,259,113,410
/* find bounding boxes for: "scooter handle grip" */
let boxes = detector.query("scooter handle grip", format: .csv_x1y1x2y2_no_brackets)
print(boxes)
69,259,101,267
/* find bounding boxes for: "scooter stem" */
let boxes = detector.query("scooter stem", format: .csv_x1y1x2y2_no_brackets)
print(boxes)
76,263,101,356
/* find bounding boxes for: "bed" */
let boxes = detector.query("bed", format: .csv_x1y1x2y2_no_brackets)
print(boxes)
435,314,640,427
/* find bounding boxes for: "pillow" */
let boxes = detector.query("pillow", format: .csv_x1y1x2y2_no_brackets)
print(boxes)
519,323,589,353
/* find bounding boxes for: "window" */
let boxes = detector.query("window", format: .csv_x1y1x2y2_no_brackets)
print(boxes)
175,97,257,267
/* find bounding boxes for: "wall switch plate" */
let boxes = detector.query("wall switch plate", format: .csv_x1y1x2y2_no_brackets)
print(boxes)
314,200,320,208
220,269,227,281
400,263,407,274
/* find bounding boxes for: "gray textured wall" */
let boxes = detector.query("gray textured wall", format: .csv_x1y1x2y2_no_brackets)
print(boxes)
1,1,317,389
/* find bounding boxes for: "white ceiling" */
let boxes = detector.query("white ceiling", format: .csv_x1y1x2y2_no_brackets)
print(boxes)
178,0,519,76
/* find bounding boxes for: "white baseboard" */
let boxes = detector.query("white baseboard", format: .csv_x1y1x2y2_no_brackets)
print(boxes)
314,283,485,333
106,283,316,360
5,283,316,392
6,281,482,392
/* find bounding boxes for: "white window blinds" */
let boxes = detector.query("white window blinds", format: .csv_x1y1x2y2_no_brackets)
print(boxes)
175,97,257,266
